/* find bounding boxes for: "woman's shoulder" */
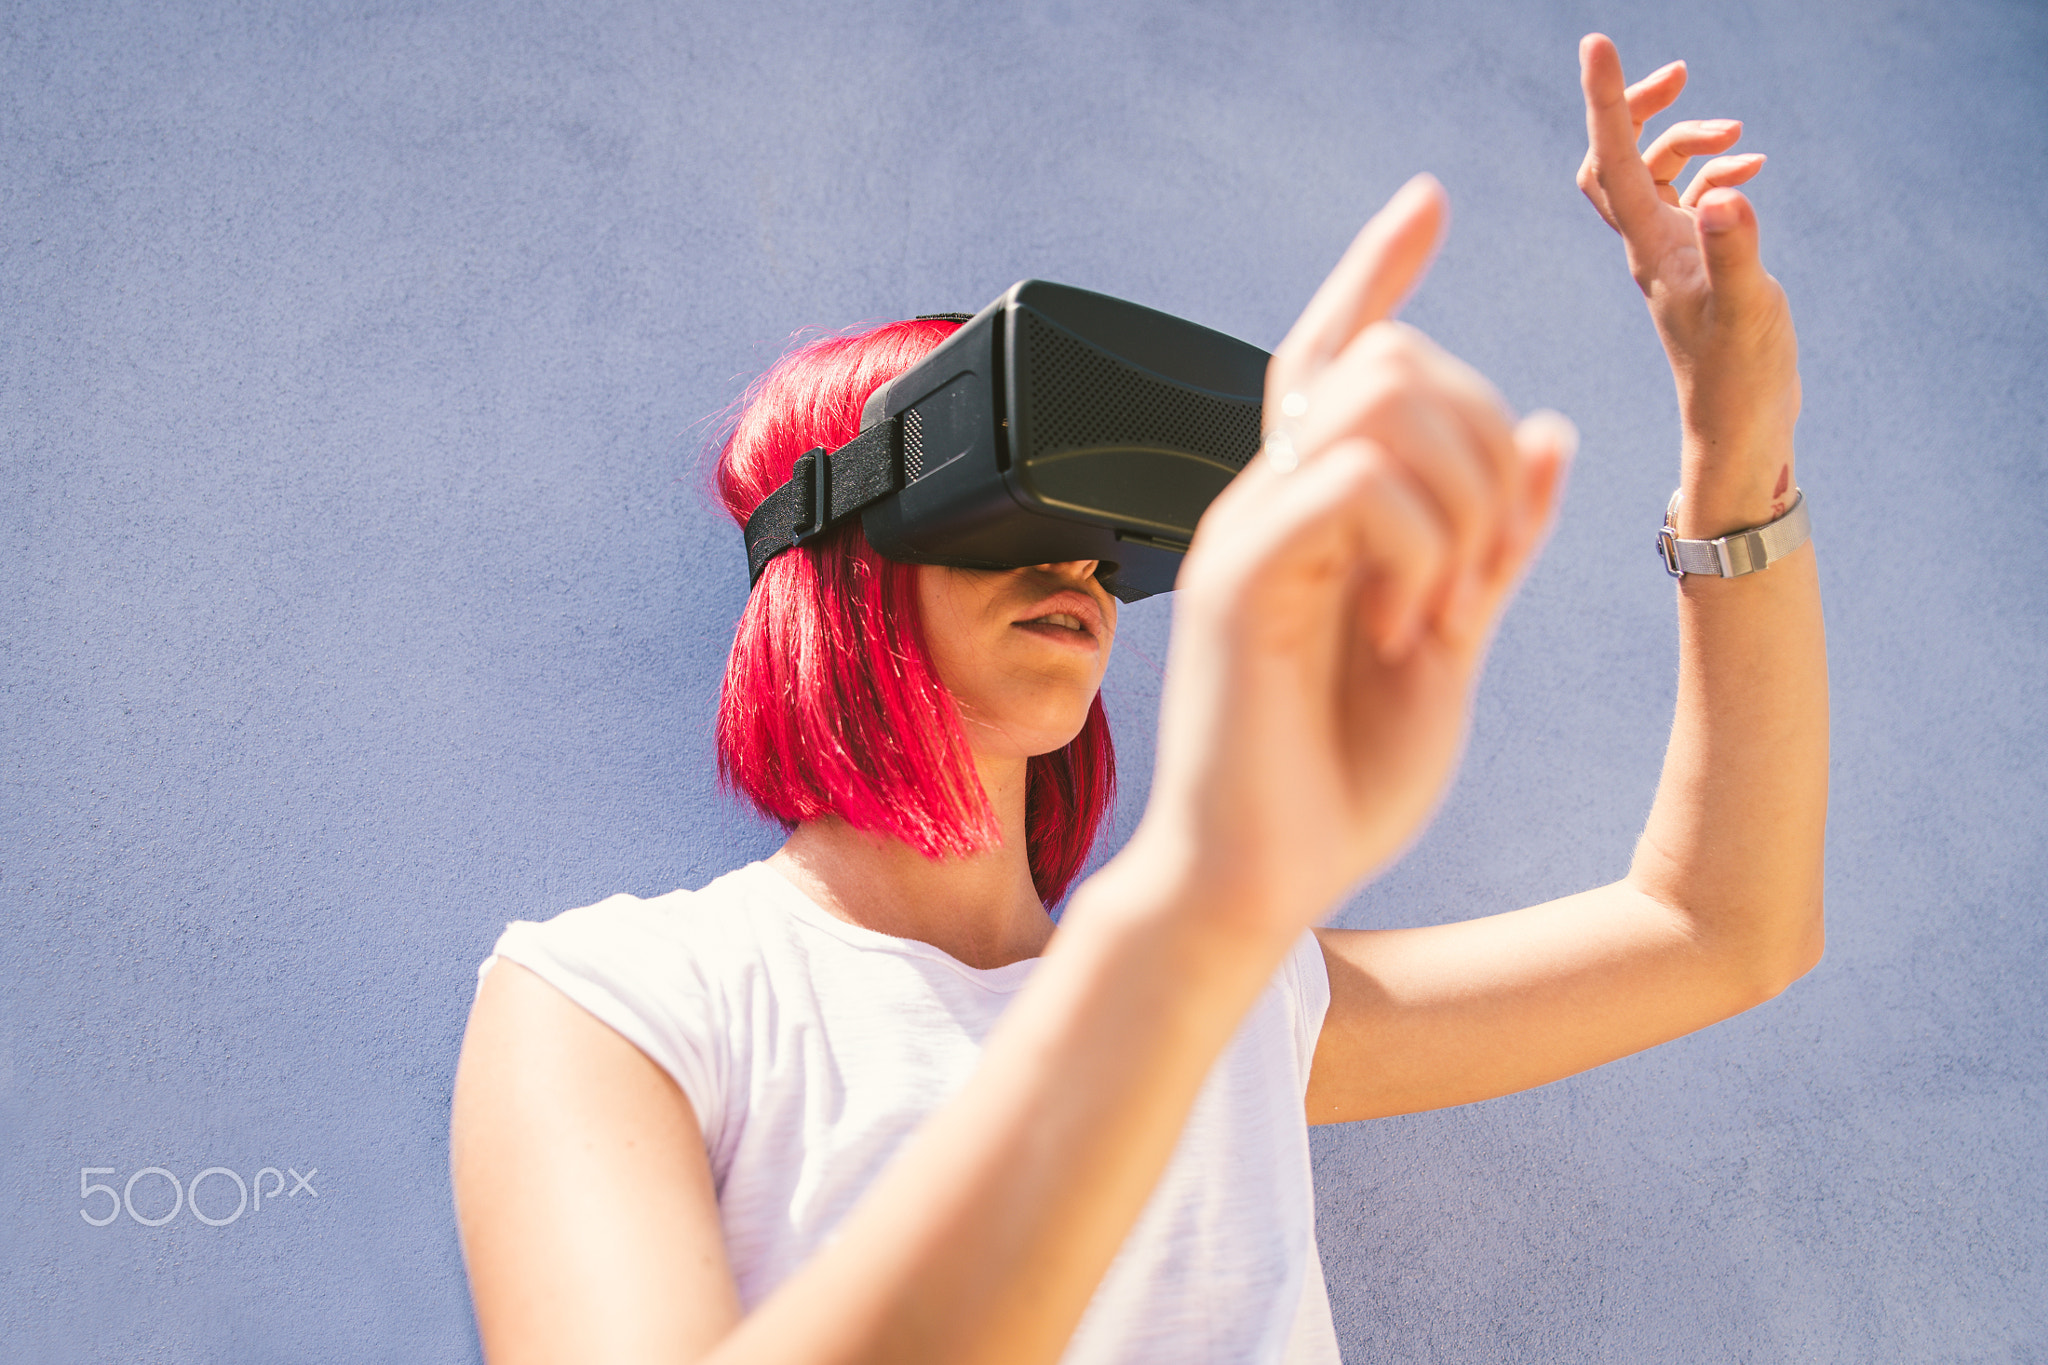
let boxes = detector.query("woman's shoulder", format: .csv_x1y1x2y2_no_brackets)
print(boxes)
532,863,754,935
469,863,798,1160
485,861,788,978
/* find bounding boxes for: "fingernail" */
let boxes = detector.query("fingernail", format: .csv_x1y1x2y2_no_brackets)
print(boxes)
1706,119,1740,133
1699,196,1739,232
1524,409,1580,461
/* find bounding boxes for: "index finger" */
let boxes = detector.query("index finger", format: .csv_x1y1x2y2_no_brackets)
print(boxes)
1579,33,1663,232
1272,173,1446,385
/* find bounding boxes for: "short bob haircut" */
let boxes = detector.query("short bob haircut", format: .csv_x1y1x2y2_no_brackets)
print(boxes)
714,318,1115,907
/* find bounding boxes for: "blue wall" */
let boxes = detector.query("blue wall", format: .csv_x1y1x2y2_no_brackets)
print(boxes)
5,2,2042,1360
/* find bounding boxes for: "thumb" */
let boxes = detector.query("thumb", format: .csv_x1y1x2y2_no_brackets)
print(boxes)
1695,188,1765,304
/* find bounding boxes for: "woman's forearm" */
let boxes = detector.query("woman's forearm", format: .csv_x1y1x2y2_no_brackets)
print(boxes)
1628,431,1829,991
702,853,1298,1365
1572,33,1825,990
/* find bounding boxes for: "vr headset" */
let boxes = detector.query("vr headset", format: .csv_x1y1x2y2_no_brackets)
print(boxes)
743,280,1271,602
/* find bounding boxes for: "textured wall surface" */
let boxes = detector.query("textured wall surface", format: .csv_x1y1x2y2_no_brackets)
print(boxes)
4,2,2043,1360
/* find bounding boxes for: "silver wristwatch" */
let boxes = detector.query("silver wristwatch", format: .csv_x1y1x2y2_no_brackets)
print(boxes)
1658,488,1810,578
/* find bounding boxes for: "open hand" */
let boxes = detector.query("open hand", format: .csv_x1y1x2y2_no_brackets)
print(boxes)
1577,33,1801,534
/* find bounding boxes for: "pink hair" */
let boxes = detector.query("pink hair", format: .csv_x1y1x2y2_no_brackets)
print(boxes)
714,319,1115,906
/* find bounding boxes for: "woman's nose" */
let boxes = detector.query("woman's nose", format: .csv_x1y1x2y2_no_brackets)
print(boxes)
1035,559,1101,582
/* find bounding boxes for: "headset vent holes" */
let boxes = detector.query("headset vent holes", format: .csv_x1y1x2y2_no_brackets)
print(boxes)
902,407,925,482
1020,313,1262,468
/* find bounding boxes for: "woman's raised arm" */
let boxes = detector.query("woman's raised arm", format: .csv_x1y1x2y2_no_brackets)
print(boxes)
1305,33,1826,1123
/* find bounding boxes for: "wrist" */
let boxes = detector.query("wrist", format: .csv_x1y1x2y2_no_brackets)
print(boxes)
1060,832,1305,984
1676,425,1797,538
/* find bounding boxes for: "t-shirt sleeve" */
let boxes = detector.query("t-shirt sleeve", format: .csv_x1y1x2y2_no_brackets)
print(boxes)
1282,929,1333,1095
477,892,730,1147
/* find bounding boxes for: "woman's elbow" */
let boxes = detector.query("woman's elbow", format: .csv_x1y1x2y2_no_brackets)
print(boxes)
1740,893,1826,1005
1788,899,1826,978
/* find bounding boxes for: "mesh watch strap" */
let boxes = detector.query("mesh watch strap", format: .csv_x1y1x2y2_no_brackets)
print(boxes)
1658,488,1810,578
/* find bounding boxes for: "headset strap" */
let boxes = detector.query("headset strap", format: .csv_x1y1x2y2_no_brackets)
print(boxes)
742,418,903,585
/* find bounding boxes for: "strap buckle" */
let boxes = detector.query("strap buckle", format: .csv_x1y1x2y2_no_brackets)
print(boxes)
1657,523,1684,577
786,448,831,546
740,421,904,588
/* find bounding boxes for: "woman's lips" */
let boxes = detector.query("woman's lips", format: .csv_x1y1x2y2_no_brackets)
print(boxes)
1012,588,1105,641
1032,612,1088,631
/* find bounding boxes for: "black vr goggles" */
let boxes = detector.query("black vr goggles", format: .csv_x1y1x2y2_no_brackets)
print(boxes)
742,280,1271,603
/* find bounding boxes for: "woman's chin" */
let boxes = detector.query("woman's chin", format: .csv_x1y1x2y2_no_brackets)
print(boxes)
959,699,1099,764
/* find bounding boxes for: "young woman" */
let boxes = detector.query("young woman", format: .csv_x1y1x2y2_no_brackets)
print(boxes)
450,35,1826,1365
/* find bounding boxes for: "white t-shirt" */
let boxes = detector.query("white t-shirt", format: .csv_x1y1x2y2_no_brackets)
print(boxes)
479,860,1340,1364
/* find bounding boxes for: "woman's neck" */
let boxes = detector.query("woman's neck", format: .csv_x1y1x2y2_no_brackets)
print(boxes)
766,754,1053,970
